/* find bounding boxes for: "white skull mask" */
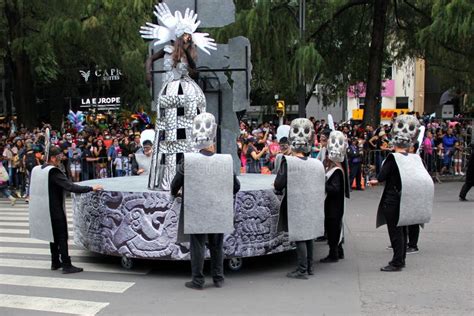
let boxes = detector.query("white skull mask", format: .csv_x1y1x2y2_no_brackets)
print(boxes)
289,118,314,153
328,131,348,163
192,113,217,150
391,114,420,148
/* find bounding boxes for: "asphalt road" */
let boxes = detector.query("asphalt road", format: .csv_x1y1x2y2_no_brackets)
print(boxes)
0,182,472,316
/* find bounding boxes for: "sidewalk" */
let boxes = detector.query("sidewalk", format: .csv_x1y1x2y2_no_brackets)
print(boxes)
347,182,473,315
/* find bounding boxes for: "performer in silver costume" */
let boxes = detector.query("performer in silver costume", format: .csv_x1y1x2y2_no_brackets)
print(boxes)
140,3,217,190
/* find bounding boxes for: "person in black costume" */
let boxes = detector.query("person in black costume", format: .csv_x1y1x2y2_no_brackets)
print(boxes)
46,147,103,273
171,113,240,290
274,154,314,278
459,145,473,201
320,131,350,263
347,138,363,191
320,159,346,262
274,118,325,279
369,148,408,272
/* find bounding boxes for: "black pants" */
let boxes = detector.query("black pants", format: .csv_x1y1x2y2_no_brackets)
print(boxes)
295,240,314,273
383,204,407,267
325,217,343,258
50,216,71,266
349,163,362,189
459,181,473,199
50,238,71,266
407,224,420,248
189,233,224,286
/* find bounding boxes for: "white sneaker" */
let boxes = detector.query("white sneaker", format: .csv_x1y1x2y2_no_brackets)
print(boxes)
460,172,465,176
455,172,459,175
8,196,16,206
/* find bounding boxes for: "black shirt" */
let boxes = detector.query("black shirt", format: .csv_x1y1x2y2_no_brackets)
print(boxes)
46,165,92,220
377,153,402,205
325,168,345,219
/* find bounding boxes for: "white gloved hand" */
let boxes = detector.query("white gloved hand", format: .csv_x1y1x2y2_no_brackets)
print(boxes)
192,32,217,55
182,8,200,32
139,22,173,45
153,3,177,29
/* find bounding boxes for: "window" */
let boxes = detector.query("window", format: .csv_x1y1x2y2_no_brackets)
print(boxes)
396,97,409,109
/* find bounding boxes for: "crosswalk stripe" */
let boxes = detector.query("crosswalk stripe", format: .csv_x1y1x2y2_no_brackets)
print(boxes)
0,274,135,293
0,222,30,227
0,205,74,209
0,246,92,257
0,228,31,234
0,222,73,228
0,212,38,216
0,236,49,244
0,210,73,217
0,294,109,315
0,227,73,236
0,205,73,209
0,216,73,223
0,258,149,275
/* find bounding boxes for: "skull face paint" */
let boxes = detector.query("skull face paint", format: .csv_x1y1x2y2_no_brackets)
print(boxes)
192,113,217,150
391,114,420,148
327,131,348,163
289,118,314,153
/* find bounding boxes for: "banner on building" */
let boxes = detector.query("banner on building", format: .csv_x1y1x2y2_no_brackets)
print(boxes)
351,108,410,120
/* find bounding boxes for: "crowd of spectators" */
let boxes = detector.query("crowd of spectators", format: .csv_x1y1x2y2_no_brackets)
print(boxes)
0,113,472,204
237,114,473,186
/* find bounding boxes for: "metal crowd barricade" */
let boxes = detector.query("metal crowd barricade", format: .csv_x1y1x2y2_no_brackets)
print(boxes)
76,156,133,181
361,149,391,184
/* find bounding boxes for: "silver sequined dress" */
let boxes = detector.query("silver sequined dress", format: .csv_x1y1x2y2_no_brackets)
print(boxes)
148,45,206,190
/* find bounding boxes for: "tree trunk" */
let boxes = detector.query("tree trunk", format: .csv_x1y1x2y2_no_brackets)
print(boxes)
5,1,37,128
363,0,389,126
12,53,36,128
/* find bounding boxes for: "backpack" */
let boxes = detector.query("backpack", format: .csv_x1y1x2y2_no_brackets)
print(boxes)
25,152,37,172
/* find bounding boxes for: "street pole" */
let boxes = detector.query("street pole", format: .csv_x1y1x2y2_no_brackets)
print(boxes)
298,0,306,118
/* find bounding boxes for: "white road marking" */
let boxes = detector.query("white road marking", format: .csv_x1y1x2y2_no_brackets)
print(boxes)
0,236,72,245
0,258,149,275
0,216,73,223
0,228,73,237
0,294,109,315
0,274,134,293
0,228,31,234
0,208,72,216
0,246,92,257
0,221,73,229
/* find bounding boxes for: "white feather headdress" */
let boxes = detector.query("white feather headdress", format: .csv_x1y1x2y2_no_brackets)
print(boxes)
139,3,217,55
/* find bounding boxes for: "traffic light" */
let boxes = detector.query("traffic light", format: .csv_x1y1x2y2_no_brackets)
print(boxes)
276,100,285,117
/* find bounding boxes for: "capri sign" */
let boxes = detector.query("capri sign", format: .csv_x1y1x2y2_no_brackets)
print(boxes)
79,68,122,83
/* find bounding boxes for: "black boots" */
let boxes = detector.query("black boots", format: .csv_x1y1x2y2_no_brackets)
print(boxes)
321,244,345,262
51,262,62,270
286,270,308,280
380,265,403,272
338,245,345,259
62,264,83,274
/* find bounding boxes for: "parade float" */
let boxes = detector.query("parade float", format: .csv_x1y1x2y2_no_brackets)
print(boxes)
72,1,293,270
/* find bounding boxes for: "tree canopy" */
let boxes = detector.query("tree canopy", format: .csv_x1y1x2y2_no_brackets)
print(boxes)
214,0,473,123
1,0,154,127
1,0,472,127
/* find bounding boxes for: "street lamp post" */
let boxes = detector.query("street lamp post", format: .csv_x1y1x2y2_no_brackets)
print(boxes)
298,0,306,118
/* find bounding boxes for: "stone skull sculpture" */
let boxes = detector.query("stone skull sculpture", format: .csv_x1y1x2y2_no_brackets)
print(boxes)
289,118,314,153
391,114,420,148
327,131,348,163
192,113,217,150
